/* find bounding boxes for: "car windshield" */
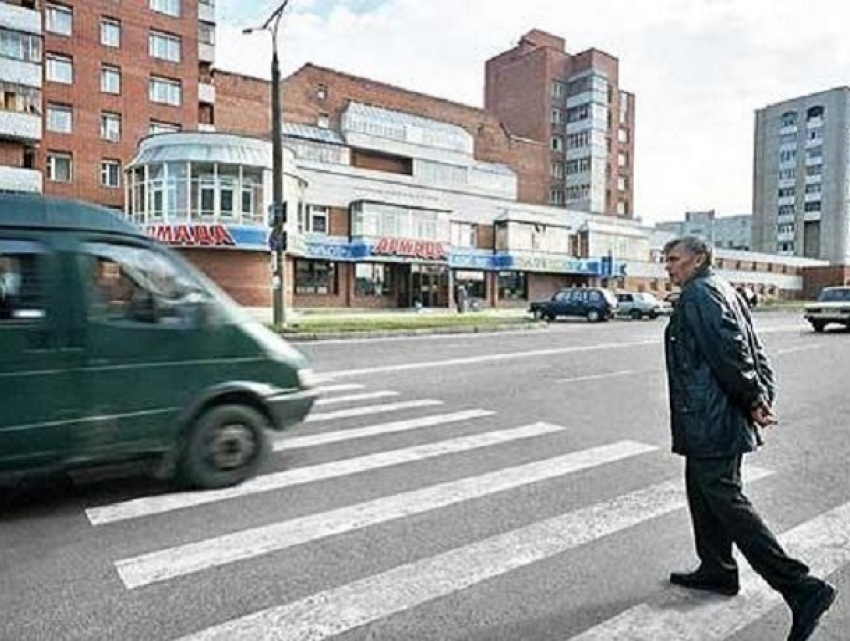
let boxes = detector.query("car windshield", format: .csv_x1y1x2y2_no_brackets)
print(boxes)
818,288,850,302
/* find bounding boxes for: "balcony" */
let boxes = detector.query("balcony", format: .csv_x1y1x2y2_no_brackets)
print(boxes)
198,1,215,23
0,165,42,193
0,2,42,35
804,210,822,222
199,42,215,64
198,81,215,104
0,57,41,88
0,110,41,142
776,231,795,243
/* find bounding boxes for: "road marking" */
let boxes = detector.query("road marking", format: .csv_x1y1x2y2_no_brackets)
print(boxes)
774,345,824,356
274,409,496,451
555,369,640,383
116,440,659,589
570,500,850,640
322,340,658,378
315,383,365,394
87,423,567,526
173,466,774,641
306,399,442,422
314,390,399,406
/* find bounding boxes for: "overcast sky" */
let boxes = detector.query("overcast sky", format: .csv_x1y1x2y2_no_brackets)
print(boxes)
215,0,850,223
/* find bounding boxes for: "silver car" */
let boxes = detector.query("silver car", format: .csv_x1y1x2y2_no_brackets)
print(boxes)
616,292,671,320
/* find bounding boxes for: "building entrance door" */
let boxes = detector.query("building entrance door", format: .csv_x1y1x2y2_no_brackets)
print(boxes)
410,264,448,308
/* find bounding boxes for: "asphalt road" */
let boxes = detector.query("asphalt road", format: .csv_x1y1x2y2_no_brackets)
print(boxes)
2,312,849,640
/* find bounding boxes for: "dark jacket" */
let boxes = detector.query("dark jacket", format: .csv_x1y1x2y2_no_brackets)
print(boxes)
664,269,776,457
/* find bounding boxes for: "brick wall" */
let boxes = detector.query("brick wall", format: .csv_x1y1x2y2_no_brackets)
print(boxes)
0,142,23,166
213,70,271,137
41,0,201,208
802,265,850,299
180,248,271,308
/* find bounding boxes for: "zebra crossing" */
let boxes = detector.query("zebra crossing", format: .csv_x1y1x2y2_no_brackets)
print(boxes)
82,381,847,640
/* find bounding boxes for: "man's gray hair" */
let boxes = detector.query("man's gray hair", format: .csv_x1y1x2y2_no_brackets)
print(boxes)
663,235,713,268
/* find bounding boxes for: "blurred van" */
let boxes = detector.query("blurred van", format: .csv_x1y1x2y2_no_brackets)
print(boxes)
0,195,317,490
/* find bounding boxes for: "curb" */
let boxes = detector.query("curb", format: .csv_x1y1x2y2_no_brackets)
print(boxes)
281,323,548,342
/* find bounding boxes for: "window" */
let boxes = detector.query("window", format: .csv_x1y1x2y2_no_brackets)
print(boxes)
101,64,121,94
0,241,46,323
551,161,564,179
198,22,215,46
149,76,181,106
618,128,628,143
101,18,121,47
550,189,564,205
551,81,565,100
0,28,42,62
149,31,181,62
149,0,181,18
317,112,330,128
45,4,73,36
450,222,477,248
101,112,121,142
150,120,181,134
550,136,564,151
309,206,328,234
781,111,798,127
46,103,72,133
355,263,390,297
83,243,207,325
101,159,121,188
294,259,338,295
618,153,627,167
317,83,328,100
551,109,562,126
498,271,527,300
46,54,73,84
47,152,72,182
617,176,628,191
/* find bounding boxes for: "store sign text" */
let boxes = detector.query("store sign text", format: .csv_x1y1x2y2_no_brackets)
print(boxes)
147,224,237,247
373,237,448,260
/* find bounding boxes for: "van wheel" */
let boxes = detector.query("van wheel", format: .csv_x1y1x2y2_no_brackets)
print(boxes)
587,309,601,323
630,309,643,320
181,404,269,489
811,321,826,333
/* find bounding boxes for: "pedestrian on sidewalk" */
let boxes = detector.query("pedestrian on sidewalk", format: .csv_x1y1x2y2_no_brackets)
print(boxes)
662,235,836,641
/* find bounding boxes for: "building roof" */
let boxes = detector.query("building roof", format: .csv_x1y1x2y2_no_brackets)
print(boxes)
0,194,142,236
127,132,273,168
282,122,346,145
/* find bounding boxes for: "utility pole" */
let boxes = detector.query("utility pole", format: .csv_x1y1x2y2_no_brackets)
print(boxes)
243,0,292,327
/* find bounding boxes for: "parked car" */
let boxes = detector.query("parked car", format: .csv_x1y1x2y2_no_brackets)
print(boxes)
0,194,318,490
615,292,670,320
803,286,850,333
529,287,618,323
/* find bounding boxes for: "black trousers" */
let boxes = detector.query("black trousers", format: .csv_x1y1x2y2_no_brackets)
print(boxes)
685,455,812,603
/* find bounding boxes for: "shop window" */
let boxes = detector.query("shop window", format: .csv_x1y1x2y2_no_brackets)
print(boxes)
454,270,486,299
355,263,390,297
295,259,337,295
498,271,527,300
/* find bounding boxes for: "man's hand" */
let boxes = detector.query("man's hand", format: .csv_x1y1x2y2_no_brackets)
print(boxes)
751,402,777,428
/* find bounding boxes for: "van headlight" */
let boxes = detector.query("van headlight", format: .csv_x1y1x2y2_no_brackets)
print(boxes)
297,368,321,390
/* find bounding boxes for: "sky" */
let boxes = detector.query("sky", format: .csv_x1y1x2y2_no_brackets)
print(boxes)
215,0,850,223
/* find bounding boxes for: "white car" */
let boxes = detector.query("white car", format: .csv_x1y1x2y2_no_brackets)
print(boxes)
803,286,850,333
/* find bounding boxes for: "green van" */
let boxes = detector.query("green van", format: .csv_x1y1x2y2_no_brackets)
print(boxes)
0,194,317,490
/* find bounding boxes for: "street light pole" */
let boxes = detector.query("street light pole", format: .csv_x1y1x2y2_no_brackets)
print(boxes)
244,0,292,327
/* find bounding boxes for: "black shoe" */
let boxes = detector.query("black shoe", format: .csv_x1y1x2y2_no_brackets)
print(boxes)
788,580,837,641
669,569,740,596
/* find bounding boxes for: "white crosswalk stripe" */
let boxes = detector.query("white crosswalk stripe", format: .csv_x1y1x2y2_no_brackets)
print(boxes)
86,422,566,526
313,390,399,405
173,467,775,641
306,399,442,422
273,408,495,451
116,440,658,589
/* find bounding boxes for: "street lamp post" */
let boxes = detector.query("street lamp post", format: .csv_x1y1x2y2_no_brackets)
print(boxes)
243,0,292,327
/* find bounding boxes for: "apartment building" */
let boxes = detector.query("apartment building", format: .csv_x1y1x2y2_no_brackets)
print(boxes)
656,210,752,251
485,29,636,217
0,0,42,194
752,87,850,264
0,0,216,207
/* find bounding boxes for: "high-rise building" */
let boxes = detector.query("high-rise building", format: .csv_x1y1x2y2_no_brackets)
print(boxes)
0,0,216,206
484,29,635,217
752,87,850,263
656,210,751,251
0,0,42,194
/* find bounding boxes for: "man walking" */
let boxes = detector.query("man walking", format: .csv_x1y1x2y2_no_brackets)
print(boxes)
663,236,836,641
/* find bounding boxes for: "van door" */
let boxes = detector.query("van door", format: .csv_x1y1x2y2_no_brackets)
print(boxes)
74,240,210,458
0,237,76,472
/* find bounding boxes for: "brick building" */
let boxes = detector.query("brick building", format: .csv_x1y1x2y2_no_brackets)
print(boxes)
485,30,636,217
0,0,216,207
